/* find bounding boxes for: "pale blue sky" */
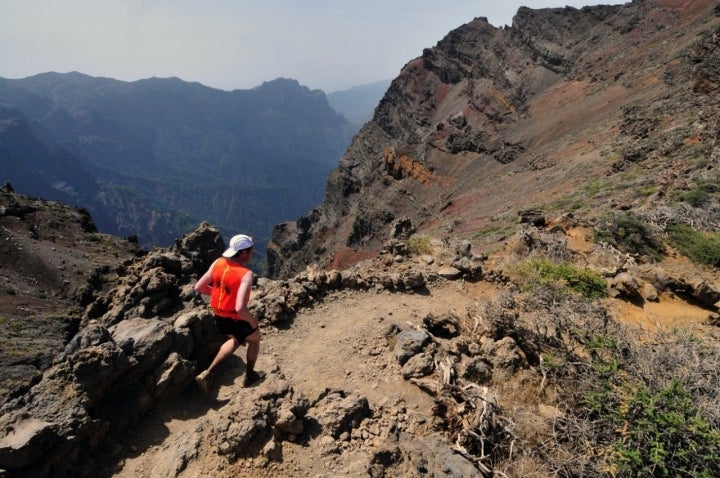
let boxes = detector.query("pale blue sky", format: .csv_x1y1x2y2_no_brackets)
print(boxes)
0,0,614,93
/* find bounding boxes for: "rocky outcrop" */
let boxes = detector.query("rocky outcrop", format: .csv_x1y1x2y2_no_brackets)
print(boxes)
0,187,145,407
268,0,720,279
0,224,221,477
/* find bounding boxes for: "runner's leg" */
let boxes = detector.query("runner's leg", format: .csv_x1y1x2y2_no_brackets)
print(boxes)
245,329,261,373
207,335,240,373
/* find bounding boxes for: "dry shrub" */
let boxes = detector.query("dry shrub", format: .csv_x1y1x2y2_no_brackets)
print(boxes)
627,329,720,428
506,226,575,264
452,287,619,476
467,283,720,476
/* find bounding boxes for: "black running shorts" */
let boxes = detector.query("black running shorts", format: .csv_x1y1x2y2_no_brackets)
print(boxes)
214,316,257,344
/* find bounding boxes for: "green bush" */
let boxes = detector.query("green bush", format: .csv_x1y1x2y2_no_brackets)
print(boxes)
673,180,720,207
616,381,720,477
589,379,720,477
406,235,433,255
512,259,607,300
580,337,720,477
595,212,664,260
666,224,720,267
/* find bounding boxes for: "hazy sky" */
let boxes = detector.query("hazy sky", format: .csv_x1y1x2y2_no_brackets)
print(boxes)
1,1,613,93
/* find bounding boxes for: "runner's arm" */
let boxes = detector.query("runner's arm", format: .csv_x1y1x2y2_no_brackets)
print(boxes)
193,261,217,295
235,270,258,328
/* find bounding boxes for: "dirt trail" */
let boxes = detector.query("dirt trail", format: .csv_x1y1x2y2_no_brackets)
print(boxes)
109,280,498,477
108,274,713,477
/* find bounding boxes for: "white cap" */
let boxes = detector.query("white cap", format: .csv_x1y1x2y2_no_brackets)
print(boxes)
222,234,254,257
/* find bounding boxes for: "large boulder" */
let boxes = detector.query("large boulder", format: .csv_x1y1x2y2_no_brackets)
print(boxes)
394,329,431,365
307,390,371,439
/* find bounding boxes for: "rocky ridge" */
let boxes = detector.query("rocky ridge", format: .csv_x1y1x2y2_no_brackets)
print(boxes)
0,212,484,476
268,0,720,280
0,184,144,400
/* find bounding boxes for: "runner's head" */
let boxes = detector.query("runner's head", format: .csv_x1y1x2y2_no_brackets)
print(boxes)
222,234,254,259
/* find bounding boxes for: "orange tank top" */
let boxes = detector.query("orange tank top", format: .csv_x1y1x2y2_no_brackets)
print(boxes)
209,257,250,319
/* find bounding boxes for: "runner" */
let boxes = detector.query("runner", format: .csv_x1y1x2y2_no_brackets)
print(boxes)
194,234,262,391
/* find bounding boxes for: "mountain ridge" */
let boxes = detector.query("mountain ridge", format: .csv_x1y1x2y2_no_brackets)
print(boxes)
327,79,391,125
268,0,720,279
0,74,356,257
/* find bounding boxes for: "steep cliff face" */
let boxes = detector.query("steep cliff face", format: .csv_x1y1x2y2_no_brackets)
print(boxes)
268,0,720,278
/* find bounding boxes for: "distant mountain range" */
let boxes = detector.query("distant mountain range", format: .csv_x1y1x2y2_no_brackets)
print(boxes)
0,72,385,264
327,80,391,125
